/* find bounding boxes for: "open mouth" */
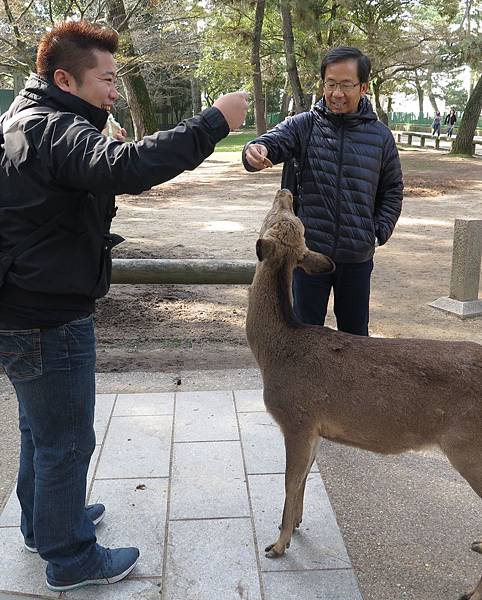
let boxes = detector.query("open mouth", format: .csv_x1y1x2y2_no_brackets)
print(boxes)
101,104,112,111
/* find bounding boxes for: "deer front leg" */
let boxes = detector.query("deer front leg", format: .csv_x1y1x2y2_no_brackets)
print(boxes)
266,432,318,558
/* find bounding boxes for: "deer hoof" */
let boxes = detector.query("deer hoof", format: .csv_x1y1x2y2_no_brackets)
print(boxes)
471,542,482,554
265,543,285,558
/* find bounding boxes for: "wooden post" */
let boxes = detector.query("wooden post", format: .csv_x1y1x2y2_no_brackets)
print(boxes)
111,259,256,284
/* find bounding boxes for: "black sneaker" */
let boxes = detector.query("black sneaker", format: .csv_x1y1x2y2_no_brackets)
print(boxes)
24,503,106,553
46,546,140,591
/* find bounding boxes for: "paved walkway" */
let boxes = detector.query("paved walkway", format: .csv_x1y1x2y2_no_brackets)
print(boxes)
0,390,362,600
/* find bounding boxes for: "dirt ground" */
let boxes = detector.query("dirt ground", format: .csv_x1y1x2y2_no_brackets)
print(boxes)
95,148,481,372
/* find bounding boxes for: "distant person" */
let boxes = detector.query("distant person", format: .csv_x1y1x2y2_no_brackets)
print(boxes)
0,19,248,593
243,46,403,336
444,108,457,138
432,110,441,137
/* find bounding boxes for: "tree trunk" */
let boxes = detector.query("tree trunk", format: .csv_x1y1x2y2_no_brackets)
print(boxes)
451,74,482,156
280,0,307,113
13,72,25,95
280,73,290,117
121,75,158,138
415,72,424,119
190,78,202,115
105,0,158,138
327,1,338,47
426,68,439,114
372,78,388,125
251,0,267,135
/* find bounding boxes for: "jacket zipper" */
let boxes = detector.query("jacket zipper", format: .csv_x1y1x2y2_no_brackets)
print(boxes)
331,118,345,257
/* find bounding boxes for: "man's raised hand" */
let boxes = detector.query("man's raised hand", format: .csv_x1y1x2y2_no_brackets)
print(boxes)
213,91,249,131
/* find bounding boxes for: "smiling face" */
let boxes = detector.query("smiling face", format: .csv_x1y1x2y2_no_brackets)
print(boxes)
54,49,119,110
323,59,368,114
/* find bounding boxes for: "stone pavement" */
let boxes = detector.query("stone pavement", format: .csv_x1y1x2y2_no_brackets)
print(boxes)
0,389,362,600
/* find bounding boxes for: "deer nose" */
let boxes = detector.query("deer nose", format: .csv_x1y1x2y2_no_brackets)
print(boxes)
277,189,294,209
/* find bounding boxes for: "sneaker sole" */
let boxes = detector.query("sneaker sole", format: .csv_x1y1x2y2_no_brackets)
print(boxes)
46,557,138,592
92,510,105,526
24,509,105,554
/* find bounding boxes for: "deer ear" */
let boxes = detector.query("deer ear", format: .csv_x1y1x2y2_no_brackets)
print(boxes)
299,250,335,274
256,238,276,262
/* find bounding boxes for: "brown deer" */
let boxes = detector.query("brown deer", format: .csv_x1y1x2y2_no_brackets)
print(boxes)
246,189,482,600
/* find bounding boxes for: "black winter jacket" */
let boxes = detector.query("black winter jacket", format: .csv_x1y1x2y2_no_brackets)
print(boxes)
0,75,229,328
243,98,403,263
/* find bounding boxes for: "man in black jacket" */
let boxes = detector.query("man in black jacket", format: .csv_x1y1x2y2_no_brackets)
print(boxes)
243,47,403,336
0,20,248,592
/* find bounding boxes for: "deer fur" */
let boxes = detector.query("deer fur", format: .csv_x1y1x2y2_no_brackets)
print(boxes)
246,189,482,600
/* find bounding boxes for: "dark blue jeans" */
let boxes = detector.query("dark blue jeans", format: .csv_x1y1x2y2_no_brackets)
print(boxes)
0,315,104,582
293,259,374,336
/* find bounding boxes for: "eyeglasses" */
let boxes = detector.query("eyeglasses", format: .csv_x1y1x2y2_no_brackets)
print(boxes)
323,80,361,92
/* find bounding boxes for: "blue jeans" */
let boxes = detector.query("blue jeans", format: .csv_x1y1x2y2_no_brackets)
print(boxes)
293,259,374,336
0,315,104,581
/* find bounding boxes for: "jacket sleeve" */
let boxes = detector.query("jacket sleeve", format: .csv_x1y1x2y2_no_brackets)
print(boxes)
374,131,403,246
40,107,229,195
241,116,302,172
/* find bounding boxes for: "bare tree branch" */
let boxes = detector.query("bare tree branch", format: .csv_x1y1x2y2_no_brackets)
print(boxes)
117,0,143,31
17,0,36,23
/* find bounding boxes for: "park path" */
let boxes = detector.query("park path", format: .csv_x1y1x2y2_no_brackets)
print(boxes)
0,390,361,600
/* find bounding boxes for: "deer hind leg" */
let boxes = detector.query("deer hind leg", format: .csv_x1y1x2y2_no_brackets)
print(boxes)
442,441,482,600
266,431,318,558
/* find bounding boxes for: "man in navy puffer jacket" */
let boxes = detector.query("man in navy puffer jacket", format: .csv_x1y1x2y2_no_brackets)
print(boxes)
243,47,403,336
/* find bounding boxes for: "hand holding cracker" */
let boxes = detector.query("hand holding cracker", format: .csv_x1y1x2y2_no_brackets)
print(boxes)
245,143,271,171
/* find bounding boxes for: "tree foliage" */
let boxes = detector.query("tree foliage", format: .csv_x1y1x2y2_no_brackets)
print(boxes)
0,0,480,150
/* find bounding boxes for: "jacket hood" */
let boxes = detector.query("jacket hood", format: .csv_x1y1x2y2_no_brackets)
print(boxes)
9,73,108,131
313,96,378,125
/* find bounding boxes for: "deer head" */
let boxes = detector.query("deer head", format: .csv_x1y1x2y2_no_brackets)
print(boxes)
256,189,335,275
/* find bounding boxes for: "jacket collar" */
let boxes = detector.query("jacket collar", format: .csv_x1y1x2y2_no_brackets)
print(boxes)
313,96,378,125
14,73,108,131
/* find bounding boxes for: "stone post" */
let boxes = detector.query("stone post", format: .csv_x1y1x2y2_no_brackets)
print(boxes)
430,219,482,318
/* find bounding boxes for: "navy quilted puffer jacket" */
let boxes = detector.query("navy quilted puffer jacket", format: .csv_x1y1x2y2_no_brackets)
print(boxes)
243,97,403,263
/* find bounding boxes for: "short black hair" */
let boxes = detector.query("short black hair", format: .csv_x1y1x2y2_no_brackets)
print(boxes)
320,47,371,83
37,20,119,84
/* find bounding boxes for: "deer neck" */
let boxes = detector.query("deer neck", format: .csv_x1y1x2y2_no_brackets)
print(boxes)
246,259,300,364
